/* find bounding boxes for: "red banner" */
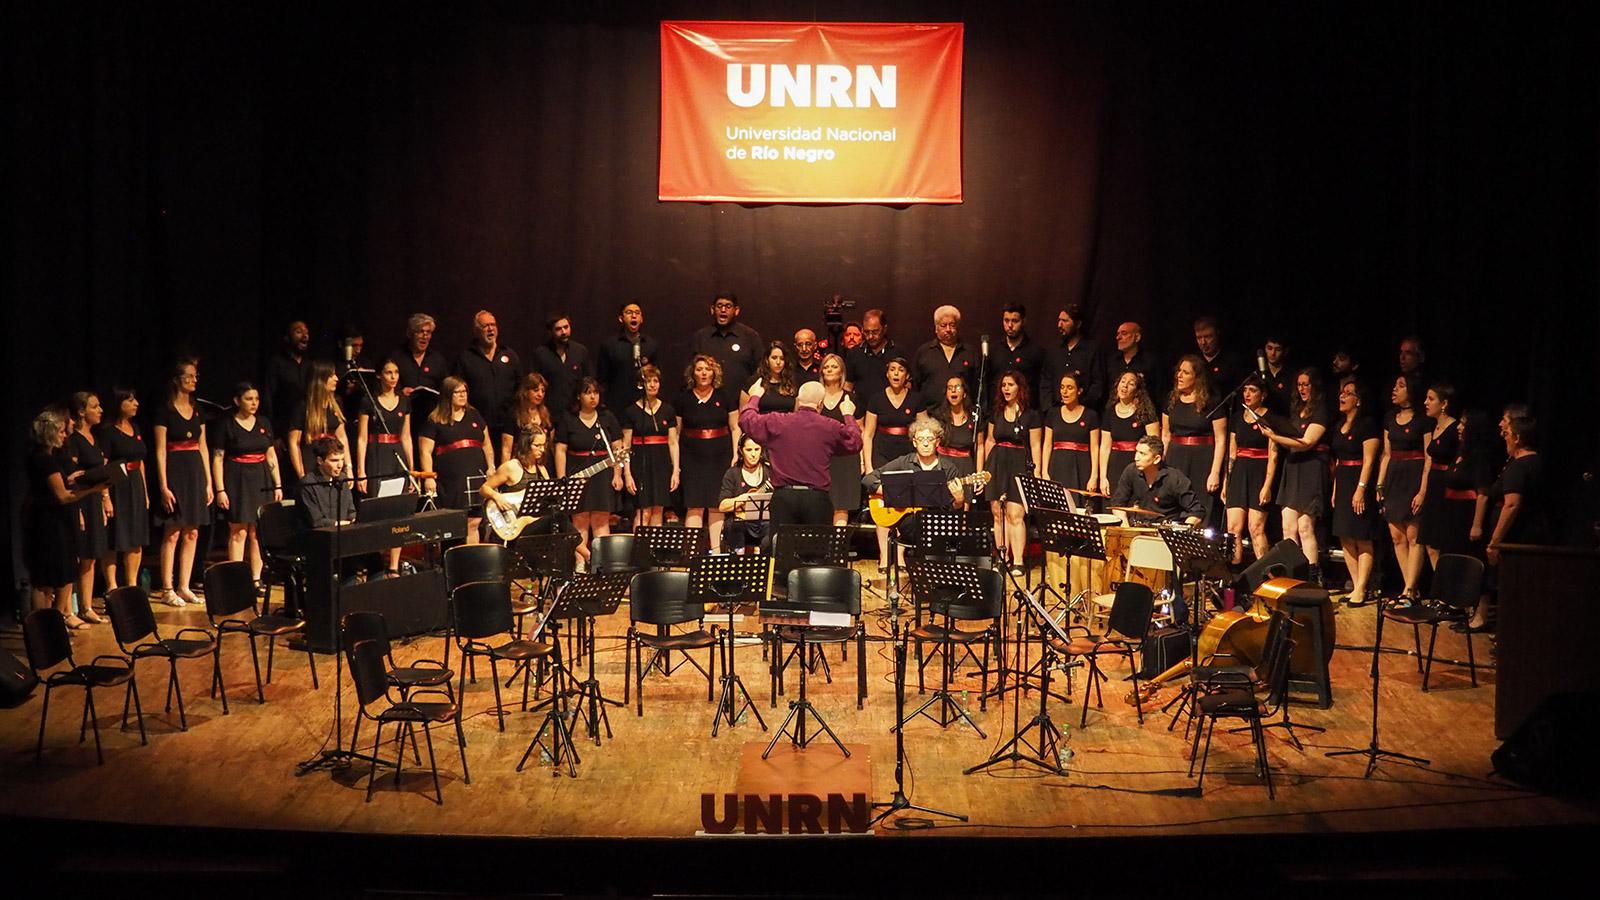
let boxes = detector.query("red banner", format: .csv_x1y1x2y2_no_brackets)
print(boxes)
659,21,964,204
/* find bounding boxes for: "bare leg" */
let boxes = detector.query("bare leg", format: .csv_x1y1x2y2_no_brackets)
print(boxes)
122,548,144,592
175,528,200,601
1247,509,1269,565
1226,507,1247,565
990,501,1005,562
1004,501,1027,568
75,558,102,621
832,509,849,527
1424,545,1440,570
100,554,120,592
227,523,248,562
874,524,890,568
1341,538,1374,599
685,509,706,550
159,523,181,592
465,516,483,546
1400,522,1424,595
1293,512,1319,565
245,525,265,583
706,511,726,553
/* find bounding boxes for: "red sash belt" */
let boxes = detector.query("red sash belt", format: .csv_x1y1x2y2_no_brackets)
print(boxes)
437,439,482,455
124,460,143,471
1431,463,1454,473
878,426,909,435
1336,459,1363,467
1390,450,1425,461
632,436,669,446
1110,440,1138,451
684,427,729,440
993,441,1026,450
1052,441,1090,452
371,433,401,444
568,449,603,457
1171,435,1213,446
936,446,971,458
229,453,267,464
168,440,200,452
1444,488,1478,501
1235,448,1269,459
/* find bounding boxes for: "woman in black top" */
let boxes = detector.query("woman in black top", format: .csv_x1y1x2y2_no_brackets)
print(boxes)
25,408,110,629
862,358,918,571
212,382,281,585
1163,356,1228,526
154,359,214,606
287,361,349,483
815,354,863,525
357,359,414,497
676,354,741,553
1042,371,1100,500
1098,371,1160,496
1422,409,1491,558
622,364,679,529
1376,374,1434,600
95,386,150,593
556,377,625,566
1470,413,1548,631
498,373,555,466
1417,382,1461,566
933,373,984,481
66,393,113,624
1224,376,1277,566
985,370,1043,574
741,341,797,406
1328,378,1382,605
418,376,494,543
1260,368,1330,583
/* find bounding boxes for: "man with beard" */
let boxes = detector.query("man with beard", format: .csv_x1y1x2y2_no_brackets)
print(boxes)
1043,304,1105,411
993,303,1045,405
1193,316,1249,396
792,328,822,384
531,311,594,415
690,292,763,391
454,309,524,445
263,320,313,439
845,307,895,397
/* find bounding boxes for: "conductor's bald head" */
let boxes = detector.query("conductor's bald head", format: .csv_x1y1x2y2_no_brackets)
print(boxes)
795,381,824,410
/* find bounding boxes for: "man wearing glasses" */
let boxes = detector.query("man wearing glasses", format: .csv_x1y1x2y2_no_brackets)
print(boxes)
691,292,763,391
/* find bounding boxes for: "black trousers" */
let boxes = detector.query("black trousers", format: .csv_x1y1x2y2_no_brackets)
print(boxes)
770,485,833,535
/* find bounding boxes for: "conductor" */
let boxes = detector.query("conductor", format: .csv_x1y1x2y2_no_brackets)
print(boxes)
738,380,863,534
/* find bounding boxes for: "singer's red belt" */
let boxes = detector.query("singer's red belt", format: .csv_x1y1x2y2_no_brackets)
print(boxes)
1390,450,1425,461
1235,448,1269,459
568,449,603,457
1110,440,1138,451
1336,459,1363,467
168,440,200,452
632,436,669,446
229,453,267,464
1445,488,1478,501
936,446,970,458
371,434,401,444
1431,463,1454,473
124,460,143,471
437,439,482,455
878,426,909,435
684,427,729,440
1293,444,1330,455
1052,441,1090,452
993,441,1026,450
1171,435,1213,446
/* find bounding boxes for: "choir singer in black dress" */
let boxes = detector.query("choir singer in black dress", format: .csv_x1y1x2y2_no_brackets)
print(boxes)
96,386,150,594
555,377,625,567
212,382,282,586
153,359,214,607
418,376,494,544
66,392,113,624
621,364,679,529
25,408,111,629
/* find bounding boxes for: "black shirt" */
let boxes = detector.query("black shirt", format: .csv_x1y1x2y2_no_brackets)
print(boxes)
300,478,355,528
862,452,966,504
454,345,524,435
1044,336,1107,411
393,347,448,393
845,340,898,398
1110,348,1163,400
1110,464,1204,522
691,322,763,392
1265,364,1295,414
595,332,661,410
1200,349,1250,395
911,339,978,412
263,349,313,436
793,358,823,385
1490,454,1551,546
531,340,594,416
994,332,1046,405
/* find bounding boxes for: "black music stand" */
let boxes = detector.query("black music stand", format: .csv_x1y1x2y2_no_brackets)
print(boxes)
915,507,991,559
1025,507,1108,701
1160,525,1233,629
689,552,772,736
899,560,987,737
761,600,851,760
879,469,957,613
518,477,588,525
516,583,581,778
773,524,851,588
966,585,1069,776
1326,596,1429,777
548,571,633,746
632,525,705,569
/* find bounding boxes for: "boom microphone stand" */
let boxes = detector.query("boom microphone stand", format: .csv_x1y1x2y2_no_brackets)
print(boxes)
871,613,967,827
1326,596,1429,777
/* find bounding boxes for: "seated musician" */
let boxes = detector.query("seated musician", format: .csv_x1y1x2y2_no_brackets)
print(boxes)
300,436,356,528
861,415,969,549
1110,435,1204,527
717,435,772,553
480,426,566,541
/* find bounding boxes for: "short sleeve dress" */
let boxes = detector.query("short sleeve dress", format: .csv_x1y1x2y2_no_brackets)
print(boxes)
65,431,111,559
1381,410,1434,526
1330,416,1382,541
985,408,1041,504
216,415,275,525
155,402,210,528
675,386,737,510
419,407,489,510
624,398,677,509
95,422,149,552
360,394,412,484
558,410,623,514
1045,406,1098,493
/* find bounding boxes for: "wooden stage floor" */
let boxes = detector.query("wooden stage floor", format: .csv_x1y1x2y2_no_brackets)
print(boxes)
2,563,1595,884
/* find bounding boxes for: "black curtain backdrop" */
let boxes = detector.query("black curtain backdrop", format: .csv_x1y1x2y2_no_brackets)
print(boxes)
6,1,1597,588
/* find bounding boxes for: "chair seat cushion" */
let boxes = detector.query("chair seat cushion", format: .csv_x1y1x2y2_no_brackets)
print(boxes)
391,666,453,688
138,638,213,659
248,615,305,636
775,625,856,643
909,624,987,644
1198,688,1259,715
488,640,554,661
55,664,134,688
638,631,716,651
380,700,458,724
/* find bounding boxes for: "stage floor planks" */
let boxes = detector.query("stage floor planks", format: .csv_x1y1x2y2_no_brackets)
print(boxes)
2,565,1595,843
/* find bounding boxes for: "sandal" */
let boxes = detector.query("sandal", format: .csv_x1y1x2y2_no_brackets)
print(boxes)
79,609,108,625
63,614,90,630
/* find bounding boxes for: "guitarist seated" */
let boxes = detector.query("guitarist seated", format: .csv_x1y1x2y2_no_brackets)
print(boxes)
480,426,565,541
862,415,979,549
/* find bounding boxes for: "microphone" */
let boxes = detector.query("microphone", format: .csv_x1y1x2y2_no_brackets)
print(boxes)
633,340,643,389
1256,350,1269,378
980,334,990,358
342,338,355,365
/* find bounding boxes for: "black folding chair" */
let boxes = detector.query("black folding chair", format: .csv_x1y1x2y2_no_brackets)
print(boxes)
203,560,318,710
23,609,146,764
105,586,218,731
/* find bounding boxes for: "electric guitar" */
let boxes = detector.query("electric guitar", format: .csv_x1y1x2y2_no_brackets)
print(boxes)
484,450,630,542
867,470,991,528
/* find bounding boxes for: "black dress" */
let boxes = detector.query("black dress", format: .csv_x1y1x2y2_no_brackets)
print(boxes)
155,402,210,528
24,449,78,588
985,408,1041,504
1224,407,1273,512
624,399,676,509
1165,401,1225,522
819,391,864,511
1418,425,1473,551
1277,405,1329,517
1330,417,1382,541
1045,406,1098,493
936,411,982,481
866,389,916,468
360,394,412,484
1382,410,1434,526
675,386,737,510
66,431,111,559
558,410,623,514
216,415,275,525
96,422,149,552
419,408,489,510
1103,405,1153,488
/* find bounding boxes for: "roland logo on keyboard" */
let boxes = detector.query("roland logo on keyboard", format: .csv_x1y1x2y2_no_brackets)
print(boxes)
390,524,409,535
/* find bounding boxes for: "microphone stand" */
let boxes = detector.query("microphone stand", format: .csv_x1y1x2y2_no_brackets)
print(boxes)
347,357,420,498
871,614,967,827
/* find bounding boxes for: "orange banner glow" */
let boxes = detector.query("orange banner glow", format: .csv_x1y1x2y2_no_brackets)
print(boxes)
659,21,964,204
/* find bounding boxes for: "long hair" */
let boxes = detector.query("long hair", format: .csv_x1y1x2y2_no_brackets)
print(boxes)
165,357,198,404
69,391,97,425
303,361,345,437
108,386,138,428
431,375,469,426
993,369,1032,419
512,425,547,468
1292,367,1324,422
936,373,974,421
511,373,553,432
1110,370,1158,423
1167,355,1212,414
683,353,724,390
758,341,797,397
818,353,846,390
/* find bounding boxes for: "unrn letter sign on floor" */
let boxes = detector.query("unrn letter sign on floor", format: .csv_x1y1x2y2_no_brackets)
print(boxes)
659,21,964,204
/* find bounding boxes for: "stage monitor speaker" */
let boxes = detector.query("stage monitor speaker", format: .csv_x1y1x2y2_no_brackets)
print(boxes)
1491,691,1600,800
0,648,39,707
1237,539,1308,594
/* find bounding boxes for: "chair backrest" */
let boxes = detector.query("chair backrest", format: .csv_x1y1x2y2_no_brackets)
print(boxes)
590,534,639,575
342,611,393,661
786,566,862,617
105,586,159,648
1127,535,1174,573
628,570,699,627
1431,553,1486,615
203,560,260,619
1106,581,1157,640
256,500,300,553
346,640,391,709
22,608,73,672
444,543,510,593
940,568,1005,621
451,580,515,641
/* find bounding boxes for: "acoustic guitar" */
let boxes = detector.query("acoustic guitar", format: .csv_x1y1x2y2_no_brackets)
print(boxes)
867,470,991,528
484,451,629,542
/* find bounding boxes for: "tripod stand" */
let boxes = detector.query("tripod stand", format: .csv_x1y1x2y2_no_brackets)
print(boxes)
763,616,850,759
1326,597,1429,776
551,571,632,746
517,587,581,777
871,614,967,828
897,560,987,737
965,585,1069,775
689,552,771,736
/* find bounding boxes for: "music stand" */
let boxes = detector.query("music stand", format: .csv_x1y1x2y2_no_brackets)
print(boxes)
546,571,633,746
515,581,582,777
631,525,704,569
899,560,987,737
773,525,851,585
1024,507,1109,701
1158,525,1234,722
688,552,773,736
915,508,991,559
761,591,852,760
966,585,1069,776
